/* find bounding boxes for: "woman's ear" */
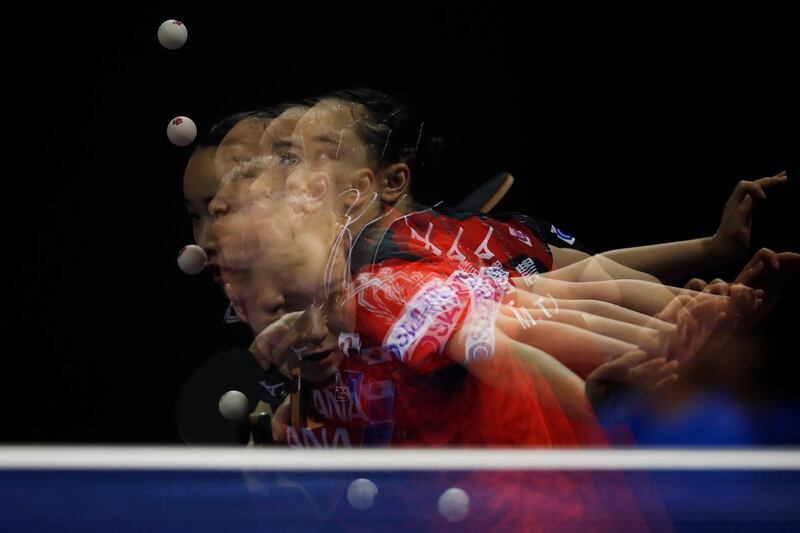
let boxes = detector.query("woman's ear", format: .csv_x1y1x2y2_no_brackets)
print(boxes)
341,168,376,210
306,171,330,204
378,163,410,204
289,171,332,216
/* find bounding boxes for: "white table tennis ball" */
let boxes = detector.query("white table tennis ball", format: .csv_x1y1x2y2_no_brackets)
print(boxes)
167,116,197,146
438,487,469,522
177,244,207,275
157,19,188,50
347,478,378,510
218,390,249,421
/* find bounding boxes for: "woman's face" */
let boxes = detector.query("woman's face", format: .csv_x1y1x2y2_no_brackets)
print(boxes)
252,100,377,304
286,100,374,190
248,106,308,205
217,101,379,379
182,146,222,283
217,173,349,383
212,107,343,335
216,166,347,335
214,118,270,182
182,116,273,285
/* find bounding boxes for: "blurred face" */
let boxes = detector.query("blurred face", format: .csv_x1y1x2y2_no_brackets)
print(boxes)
217,101,380,380
287,100,374,193
252,106,308,195
183,146,222,283
219,228,296,335
213,108,308,234
234,101,378,379
213,108,328,335
217,174,345,334
272,306,346,382
286,98,410,240
219,174,347,382
214,118,270,182
210,118,272,219
247,100,379,317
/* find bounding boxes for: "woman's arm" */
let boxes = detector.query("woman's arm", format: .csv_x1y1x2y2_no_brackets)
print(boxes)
551,173,788,282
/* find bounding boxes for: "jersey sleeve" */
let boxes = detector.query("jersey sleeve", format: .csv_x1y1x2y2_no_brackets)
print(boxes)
352,258,508,374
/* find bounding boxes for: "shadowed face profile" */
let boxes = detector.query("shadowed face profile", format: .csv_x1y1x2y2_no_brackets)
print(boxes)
183,146,222,283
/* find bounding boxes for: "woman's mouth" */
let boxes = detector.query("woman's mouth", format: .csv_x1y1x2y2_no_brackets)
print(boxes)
301,350,331,363
300,348,340,366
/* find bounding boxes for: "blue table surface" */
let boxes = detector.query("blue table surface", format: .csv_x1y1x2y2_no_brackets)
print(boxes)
2,468,799,532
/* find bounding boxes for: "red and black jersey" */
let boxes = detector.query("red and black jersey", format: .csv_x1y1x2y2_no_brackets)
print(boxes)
351,204,592,282
288,204,604,449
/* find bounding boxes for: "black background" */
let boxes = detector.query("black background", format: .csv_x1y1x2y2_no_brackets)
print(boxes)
5,7,797,442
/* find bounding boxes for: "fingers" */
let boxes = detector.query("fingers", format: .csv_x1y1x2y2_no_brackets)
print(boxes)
674,284,759,360
766,250,781,270
778,252,800,274
734,181,766,203
753,171,788,192
300,304,330,345
629,357,679,392
750,247,780,270
728,284,762,318
731,172,787,207
589,349,664,387
628,357,665,383
703,279,730,296
684,290,728,308
735,262,764,287
272,398,291,443
740,193,754,211
253,323,291,370
735,170,787,199
601,350,650,380
735,248,779,285
252,311,305,370
224,283,249,323
675,295,729,361
650,373,679,393
736,251,798,297
657,293,694,323
248,339,270,371
676,306,694,349
743,248,772,271
684,278,708,291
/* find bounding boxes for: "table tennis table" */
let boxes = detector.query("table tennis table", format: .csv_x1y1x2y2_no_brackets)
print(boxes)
2,447,798,532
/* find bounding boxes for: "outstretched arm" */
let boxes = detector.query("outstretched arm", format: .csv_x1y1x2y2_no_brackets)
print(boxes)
551,172,788,282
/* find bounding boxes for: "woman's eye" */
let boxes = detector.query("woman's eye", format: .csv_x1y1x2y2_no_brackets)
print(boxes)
279,153,300,167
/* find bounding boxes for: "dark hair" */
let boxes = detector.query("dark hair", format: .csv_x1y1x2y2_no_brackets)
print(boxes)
322,88,445,203
194,106,283,151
